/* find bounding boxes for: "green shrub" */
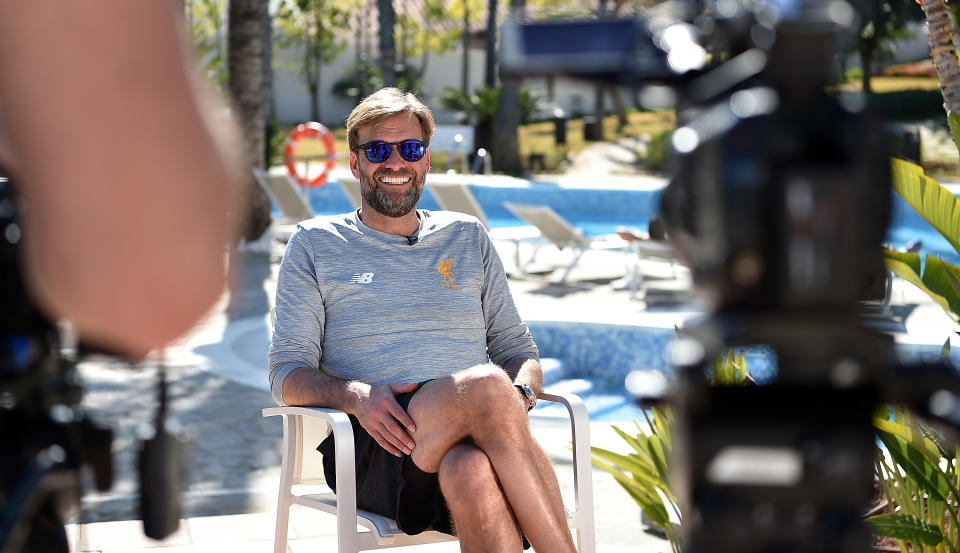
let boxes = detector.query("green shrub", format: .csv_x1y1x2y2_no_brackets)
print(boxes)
590,347,753,553
266,118,288,168
841,67,863,84
866,89,946,120
644,129,672,172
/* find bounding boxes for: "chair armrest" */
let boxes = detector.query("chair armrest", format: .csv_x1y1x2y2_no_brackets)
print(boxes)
262,406,359,536
536,393,591,485
537,392,596,550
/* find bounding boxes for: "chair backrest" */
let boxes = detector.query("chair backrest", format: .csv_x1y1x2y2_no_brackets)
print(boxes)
338,176,363,209
427,181,491,229
253,168,314,222
503,202,583,245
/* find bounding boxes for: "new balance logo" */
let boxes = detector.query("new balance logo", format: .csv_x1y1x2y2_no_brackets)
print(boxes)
350,272,374,284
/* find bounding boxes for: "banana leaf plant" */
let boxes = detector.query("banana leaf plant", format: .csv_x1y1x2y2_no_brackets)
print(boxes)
870,402,960,553
884,158,960,325
589,347,751,553
874,162,960,551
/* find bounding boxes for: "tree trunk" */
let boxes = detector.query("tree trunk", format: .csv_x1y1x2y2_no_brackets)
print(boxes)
484,0,498,88
262,0,274,164
418,49,430,83
608,85,628,130
262,1,273,125
228,0,271,242
356,5,366,102
857,36,875,94
378,0,396,86
922,0,960,114
591,0,609,140
475,118,493,160
493,0,524,175
309,81,320,122
461,1,470,94
306,41,320,122
591,85,605,140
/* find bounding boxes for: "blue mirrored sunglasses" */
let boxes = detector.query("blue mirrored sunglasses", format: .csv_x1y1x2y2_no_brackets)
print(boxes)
354,140,427,163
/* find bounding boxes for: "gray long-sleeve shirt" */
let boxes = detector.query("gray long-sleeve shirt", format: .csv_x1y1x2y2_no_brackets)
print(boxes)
267,209,539,405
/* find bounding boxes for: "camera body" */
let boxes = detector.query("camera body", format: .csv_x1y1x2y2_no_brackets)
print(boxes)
501,4,916,551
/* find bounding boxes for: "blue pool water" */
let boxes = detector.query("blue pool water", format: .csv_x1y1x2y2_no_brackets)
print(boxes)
528,321,960,422
277,177,960,422
283,178,666,238
287,177,960,264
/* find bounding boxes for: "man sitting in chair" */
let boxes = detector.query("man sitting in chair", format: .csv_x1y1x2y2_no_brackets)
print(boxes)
268,87,578,553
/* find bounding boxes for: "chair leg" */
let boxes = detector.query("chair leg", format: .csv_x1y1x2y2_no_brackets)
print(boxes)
559,247,586,283
274,415,299,553
630,255,644,301
273,498,291,553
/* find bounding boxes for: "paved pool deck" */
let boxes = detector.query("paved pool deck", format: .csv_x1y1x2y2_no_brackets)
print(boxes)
70,241,679,552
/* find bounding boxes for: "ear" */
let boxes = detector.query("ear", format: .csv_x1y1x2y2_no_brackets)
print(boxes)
349,150,360,178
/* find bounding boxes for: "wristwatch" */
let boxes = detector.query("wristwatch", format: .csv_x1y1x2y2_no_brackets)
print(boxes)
514,383,537,411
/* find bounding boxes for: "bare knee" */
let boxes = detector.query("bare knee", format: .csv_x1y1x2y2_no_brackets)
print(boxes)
438,443,506,513
438,443,496,492
454,364,523,418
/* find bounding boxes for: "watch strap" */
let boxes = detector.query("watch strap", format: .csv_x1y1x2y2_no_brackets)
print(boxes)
514,383,537,411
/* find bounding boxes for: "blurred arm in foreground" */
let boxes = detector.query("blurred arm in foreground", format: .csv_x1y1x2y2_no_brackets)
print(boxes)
0,0,242,358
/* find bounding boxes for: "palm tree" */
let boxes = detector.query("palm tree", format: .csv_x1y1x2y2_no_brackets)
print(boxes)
228,0,272,241
920,0,960,154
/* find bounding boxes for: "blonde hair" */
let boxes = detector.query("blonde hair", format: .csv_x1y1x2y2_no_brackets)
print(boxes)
346,87,435,150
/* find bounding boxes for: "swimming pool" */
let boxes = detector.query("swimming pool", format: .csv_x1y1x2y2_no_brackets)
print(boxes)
288,176,960,263
276,177,960,422
528,320,960,422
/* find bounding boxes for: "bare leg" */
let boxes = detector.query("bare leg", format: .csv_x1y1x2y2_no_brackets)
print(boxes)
438,443,523,553
406,365,576,553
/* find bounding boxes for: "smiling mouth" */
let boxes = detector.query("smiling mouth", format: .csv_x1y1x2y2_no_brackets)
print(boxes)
378,175,412,185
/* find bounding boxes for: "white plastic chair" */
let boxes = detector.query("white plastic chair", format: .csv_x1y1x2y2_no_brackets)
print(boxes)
262,392,596,553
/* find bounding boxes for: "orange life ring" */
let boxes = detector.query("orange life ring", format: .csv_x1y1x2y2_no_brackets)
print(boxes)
284,122,337,188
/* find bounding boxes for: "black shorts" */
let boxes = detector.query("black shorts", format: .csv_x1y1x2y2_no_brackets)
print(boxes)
317,384,453,536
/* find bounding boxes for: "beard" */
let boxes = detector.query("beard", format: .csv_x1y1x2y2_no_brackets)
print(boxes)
359,166,426,218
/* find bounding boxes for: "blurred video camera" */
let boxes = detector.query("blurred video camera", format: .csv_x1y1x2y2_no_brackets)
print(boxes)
502,3,958,552
0,178,183,553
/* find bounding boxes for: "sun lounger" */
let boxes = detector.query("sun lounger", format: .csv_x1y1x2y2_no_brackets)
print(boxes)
253,168,315,242
502,202,607,283
427,180,493,229
615,226,683,299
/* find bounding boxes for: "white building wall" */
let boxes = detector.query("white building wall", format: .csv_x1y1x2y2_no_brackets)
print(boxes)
272,43,624,127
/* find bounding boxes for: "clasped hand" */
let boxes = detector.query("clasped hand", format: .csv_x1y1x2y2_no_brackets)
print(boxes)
354,382,419,457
